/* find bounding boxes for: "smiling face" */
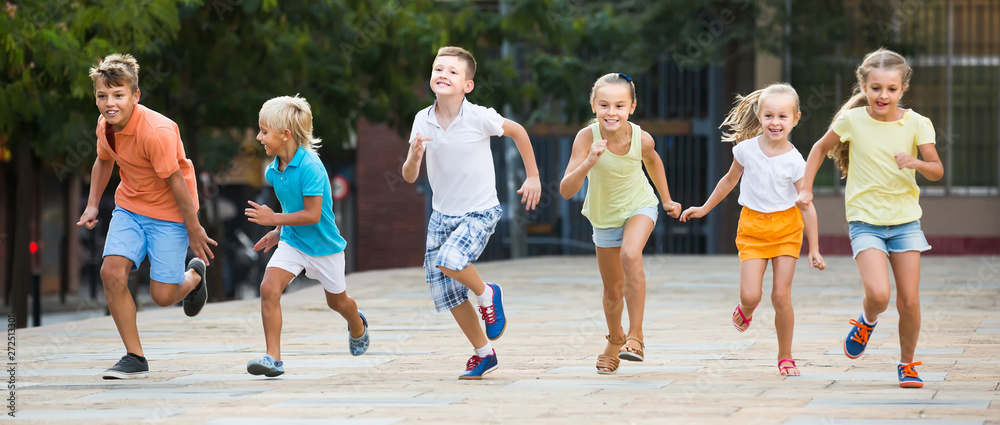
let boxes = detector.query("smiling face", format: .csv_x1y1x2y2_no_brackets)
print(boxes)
591,83,636,133
863,68,906,121
429,55,474,97
95,78,139,132
256,121,290,157
756,93,800,144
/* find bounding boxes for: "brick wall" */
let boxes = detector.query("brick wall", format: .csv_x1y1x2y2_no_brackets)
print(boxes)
355,119,427,271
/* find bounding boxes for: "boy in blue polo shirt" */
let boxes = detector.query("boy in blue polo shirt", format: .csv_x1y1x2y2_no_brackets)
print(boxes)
244,95,369,376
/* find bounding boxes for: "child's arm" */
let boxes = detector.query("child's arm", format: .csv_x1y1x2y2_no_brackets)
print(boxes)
77,157,115,229
795,182,826,270
166,170,218,265
679,158,744,222
894,144,943,181
502,119,541,210
402,133,431,184
640,131,681,218
796,129,841,208
245,197,322,227
560,128,601,199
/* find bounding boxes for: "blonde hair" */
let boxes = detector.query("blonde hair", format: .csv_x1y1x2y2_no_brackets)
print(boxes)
436,46,477,79
89,53,140,93
720,83,800,144
589,72,637,106
259,95,322,152
829,48,913,176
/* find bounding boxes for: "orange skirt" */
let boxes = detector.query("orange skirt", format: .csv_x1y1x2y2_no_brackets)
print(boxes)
735,206,804,262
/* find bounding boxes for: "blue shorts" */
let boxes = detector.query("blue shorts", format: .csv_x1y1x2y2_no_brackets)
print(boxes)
103,206,189,284
592,206,658,248
425,206,502,312
848,220,931,259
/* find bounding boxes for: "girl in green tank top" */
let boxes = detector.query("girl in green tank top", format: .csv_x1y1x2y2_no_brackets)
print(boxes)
560,73,681,375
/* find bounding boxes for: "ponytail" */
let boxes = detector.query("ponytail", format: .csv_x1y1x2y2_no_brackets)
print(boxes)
720,83,799,144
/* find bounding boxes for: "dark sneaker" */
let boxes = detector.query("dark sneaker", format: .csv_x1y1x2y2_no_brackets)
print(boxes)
844,314,876,359
898,361,924,388
103,354,148,379
459,349,498,380
246,354,284,377
479,283,506,340
183,258,208,317
349,311,369,356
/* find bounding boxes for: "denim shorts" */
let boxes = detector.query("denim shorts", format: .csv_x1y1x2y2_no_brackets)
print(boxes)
103,206,189,284
592,206,658,248
848,220,931,259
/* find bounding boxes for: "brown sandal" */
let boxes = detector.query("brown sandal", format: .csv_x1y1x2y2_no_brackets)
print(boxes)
619,337,645,362
596,334,626,375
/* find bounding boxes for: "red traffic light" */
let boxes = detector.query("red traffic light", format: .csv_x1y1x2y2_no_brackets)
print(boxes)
29,241,38,254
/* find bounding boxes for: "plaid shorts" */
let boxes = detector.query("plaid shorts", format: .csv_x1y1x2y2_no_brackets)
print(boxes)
425,205,502,312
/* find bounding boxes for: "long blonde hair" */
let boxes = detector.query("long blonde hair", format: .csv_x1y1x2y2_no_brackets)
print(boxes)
829,48,913,176
720,83,799,144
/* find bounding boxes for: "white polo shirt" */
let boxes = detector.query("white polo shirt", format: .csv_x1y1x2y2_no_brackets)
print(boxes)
409,98,506,216
732,136,806,213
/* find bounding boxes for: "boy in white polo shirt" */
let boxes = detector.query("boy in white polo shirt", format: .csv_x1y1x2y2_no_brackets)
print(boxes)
401,46,541,379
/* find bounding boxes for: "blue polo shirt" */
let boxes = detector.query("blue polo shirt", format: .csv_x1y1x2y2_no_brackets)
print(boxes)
265,147,346,256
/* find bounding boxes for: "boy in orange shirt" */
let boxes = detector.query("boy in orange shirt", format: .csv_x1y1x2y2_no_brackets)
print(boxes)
77,53,217,379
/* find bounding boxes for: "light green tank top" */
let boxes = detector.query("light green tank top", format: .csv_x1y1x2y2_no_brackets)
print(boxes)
581,122,659,228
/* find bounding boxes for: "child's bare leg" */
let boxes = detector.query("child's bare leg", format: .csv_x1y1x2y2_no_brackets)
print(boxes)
450,300,488,349
596,247,625,357
620,215,655,350
736,259,767,328
259,267,295,361
856,249,892,323
101,255,143,357
149,269,202,307
771,256,797,363
889,251,922,363
325,290,365,338
439,264,487,296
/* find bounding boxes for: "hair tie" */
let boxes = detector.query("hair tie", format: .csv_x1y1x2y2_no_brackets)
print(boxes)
618,73,633,83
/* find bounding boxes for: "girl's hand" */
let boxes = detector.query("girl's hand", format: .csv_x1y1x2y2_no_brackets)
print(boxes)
662,200,681,219
795,190,813,210
679,206,706,222
253,229,280,253
808,251,826,270
585,139,607,165
517,176,542,210
245,200,277,226
893,152,918,170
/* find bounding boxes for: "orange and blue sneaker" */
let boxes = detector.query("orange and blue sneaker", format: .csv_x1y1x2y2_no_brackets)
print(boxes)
844,314,876,359
458,349,498,380
898,361,924,388
479,283,506,340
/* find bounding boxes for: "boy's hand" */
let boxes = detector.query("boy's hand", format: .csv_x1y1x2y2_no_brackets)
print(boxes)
662,199,682,219
77,206,100,229
585,139,607,165
795,190,813,210
893,152,918,170
679,206,706,222
245,200,277,226
808,251,826,270
253,229,280,253
188,225,218,266
518,176,542,210
408,133,431,161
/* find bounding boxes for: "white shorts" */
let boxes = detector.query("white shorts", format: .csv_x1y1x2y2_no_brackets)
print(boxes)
267,242,347,294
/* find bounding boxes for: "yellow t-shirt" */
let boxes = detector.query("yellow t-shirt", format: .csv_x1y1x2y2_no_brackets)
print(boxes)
831,107,936,226
581,122,659,228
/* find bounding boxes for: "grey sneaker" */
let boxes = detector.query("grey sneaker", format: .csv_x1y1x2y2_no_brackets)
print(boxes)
103,354,148,379
183,258,208,317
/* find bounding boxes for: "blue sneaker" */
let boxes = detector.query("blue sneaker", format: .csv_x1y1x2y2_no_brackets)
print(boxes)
898,361,924,388
459,349,498,380
844,314,876,359
349,311,369,356
479,283,506,340
246,355,284,377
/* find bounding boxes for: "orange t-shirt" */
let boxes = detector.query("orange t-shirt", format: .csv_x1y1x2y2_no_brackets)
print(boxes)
95,104,199,223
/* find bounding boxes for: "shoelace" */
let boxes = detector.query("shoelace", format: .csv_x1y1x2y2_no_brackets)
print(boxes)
900,361,922,378
848,319,873,344
479,305,497,325
465,355,484,371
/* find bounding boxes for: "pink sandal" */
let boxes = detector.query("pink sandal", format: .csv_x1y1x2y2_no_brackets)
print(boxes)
732,304,754,332
778,358,799,376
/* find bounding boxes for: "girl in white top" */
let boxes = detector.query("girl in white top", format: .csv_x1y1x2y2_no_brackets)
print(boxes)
680,83,825,376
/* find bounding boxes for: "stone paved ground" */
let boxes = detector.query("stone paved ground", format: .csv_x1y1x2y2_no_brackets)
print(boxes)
8,255,1000,424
